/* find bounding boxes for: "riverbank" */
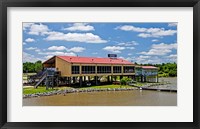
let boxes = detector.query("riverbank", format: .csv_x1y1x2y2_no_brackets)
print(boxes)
23,81,174,99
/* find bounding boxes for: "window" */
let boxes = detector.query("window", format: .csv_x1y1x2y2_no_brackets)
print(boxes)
72,66,80,74
123,66,134,73
113,66,122,73
97,66,111,73
82,66,95,74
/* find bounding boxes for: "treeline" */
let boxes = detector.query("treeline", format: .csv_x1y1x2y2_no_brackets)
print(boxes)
136,62,177,77
23,61,43,73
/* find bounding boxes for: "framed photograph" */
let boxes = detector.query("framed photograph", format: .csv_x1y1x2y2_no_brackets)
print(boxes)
0,0,199,128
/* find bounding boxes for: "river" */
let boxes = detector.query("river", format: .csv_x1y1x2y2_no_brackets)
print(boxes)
23,77,177,106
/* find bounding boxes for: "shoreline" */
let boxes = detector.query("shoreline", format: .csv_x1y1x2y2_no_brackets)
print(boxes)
23,83,177,99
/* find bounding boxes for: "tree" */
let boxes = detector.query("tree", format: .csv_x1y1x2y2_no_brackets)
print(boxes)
120,77,132,85
23,60,43,73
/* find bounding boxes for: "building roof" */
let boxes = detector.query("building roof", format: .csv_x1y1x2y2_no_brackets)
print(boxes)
56,56,134,65
141,66,158,69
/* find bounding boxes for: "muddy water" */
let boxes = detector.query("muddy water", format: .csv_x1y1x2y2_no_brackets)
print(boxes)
23,90,177,106
23,77,177,106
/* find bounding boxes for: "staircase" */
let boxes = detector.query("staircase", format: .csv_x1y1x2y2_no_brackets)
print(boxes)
34,74,47,88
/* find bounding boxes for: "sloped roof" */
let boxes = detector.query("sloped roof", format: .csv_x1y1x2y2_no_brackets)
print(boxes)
56,56,134,65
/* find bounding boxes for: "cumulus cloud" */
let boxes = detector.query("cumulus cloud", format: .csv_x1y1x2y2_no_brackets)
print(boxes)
45,32,107,43
103,46,125,53
117,41,139,46
23,52,43,63
48,46,66,51
126,55,169,64
168,23,177,27
152,39,159,42
25,47,38,50
69,47,86,53
139,43,177,56
23,23,106,43
39,51,76,57
166,54,177,63
25,38,35,42
126,47,135,50
23,23,34,30
115,25,177,38
29,23,49,35
63,23,94,31
23,23,50,35
47,46,86,53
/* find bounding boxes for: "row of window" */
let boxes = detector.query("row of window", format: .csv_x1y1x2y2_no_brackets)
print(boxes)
71,66,134,74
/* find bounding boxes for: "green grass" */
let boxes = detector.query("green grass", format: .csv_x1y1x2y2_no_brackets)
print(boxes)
23,82,161,95
23,86,56,95
78,84,133,89
23,73,36,80
23,86,74,95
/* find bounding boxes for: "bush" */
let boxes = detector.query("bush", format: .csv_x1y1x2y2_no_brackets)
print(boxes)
120,77,132,85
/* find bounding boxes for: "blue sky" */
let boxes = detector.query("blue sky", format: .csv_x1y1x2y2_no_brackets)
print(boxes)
23,22,177,64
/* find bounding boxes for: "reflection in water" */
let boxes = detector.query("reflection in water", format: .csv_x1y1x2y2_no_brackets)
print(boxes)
23,90,177,106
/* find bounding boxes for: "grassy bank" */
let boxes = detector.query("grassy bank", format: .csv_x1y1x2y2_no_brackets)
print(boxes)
23,84,135,95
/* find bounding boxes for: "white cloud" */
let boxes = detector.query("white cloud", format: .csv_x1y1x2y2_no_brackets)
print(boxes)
48,46,66,51
128,53,132,56
23,42,26,45
167,54,177,58
35,49,41,52
152,39,159,42
127,55,166,64
25,38,35,42
45,32,107,43
23,23,34,30
23,52,43,63
138,29,177,38
116,25,177,38
126,47,135,50
118,41,139,46
168,23,177,27
115,25,146,32
152,43,177,50
26,23,50,35
139,43,177,56
25,47,38,50
103,46,125,53
47,46,86,53
63,23,94,31
69,47,85,53
44,55,54,59
39,51,76,57
166,54,177,63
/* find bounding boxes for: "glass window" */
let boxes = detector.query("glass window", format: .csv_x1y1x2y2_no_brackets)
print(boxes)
82,66,96,74
123,66,134,73
97,66,111,73
113,66,122,73
71,66,80,74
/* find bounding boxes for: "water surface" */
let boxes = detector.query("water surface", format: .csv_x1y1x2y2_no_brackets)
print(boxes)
23,90,177,106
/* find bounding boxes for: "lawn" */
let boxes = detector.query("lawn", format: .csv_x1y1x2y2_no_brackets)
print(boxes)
23,73,36,80
23,84,135,95
79,84,134,89
23,86,76,95
23,86,56,95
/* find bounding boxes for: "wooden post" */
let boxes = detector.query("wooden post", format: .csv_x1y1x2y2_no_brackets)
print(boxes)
95,76,98,85
73,77,76,83
107,76,110,82
79,76,82,87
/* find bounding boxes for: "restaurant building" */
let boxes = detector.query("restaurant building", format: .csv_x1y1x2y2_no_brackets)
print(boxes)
42,55,135,86
135,66,159,82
